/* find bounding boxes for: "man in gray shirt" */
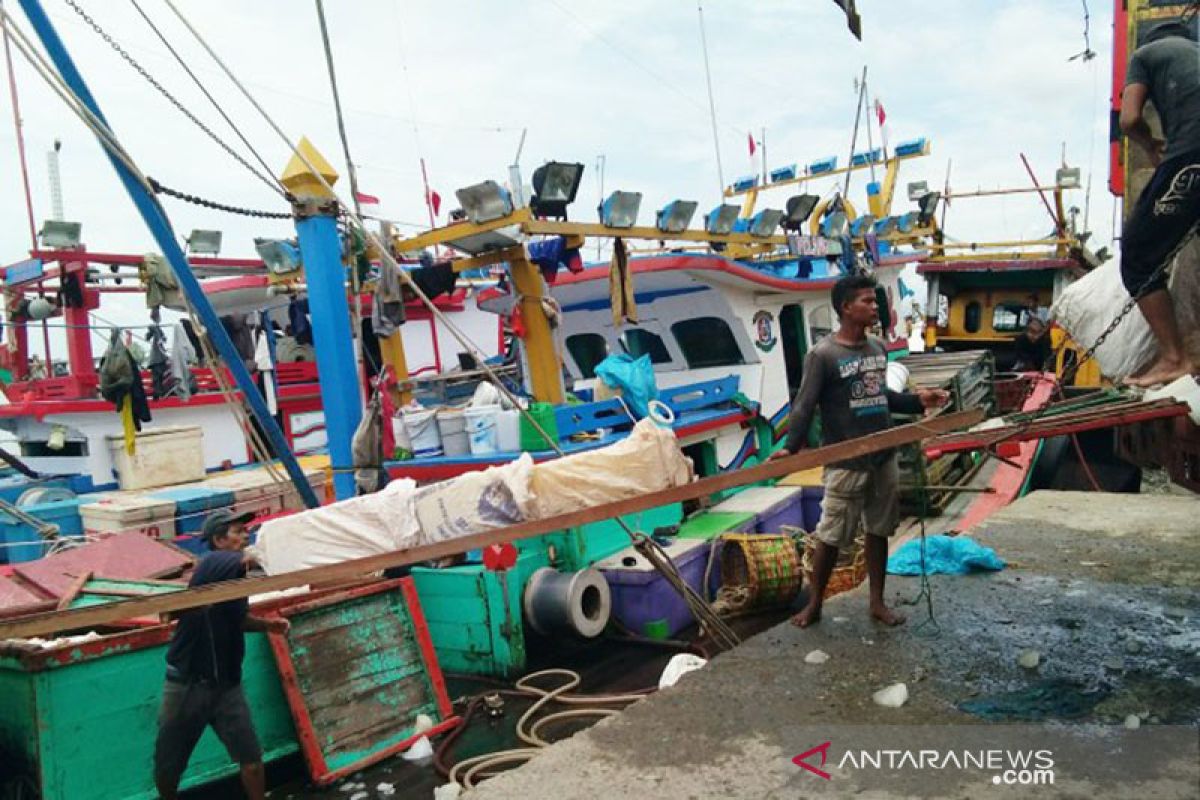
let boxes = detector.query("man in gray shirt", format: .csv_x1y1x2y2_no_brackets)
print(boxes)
1119,20,1200,386
773,275,947,627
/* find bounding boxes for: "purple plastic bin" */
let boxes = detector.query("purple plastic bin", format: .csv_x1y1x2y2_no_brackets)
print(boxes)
712,487,805,534
597,539,714,637
801,486,824,532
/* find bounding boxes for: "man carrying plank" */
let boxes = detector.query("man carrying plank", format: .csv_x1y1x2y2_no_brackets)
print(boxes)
773,275,948,627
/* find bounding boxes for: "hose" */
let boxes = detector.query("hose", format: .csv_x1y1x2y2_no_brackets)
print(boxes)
436,669,649,788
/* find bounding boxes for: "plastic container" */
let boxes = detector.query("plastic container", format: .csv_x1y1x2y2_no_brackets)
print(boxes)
436,409,469,457
105,426,205,491
597,538,711,637
403,408,442,457
801,486,825,532
463,405,500,455
0,498,97,564
711,486,804,533
519,402,559,451
201,468,285,519
676,512,757,540
279,469,329,511
145,486,237,534
496,408,521,452
81,493,177,540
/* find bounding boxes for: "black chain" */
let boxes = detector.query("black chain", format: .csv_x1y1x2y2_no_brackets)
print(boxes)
61,0,285,198
148,177,292,219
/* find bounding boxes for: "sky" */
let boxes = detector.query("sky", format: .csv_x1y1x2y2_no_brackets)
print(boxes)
0,0,1115,352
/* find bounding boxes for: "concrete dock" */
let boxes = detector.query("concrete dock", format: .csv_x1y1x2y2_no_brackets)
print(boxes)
465,491,1200,799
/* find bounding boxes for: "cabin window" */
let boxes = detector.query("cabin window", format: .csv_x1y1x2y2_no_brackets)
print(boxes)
566,333,609,379
992,303,1027,333
963,301,982,334
620,328,672,364
671,317,745,369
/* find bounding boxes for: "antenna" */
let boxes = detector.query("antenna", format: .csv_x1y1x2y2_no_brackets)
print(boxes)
47,138,64,221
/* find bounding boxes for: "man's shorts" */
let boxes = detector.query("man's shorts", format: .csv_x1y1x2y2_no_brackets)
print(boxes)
154,680,262,786
1120,149,1200,296
812,455,900,549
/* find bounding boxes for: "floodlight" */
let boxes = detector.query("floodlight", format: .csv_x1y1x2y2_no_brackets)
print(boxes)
748,209,784,237
1056,167,1081,189
731,175,758,193
894,138,928,157
769,164,798,183
809,156,838,175
874,216,900,236
599,191,642,229
705,204,740,235
186,229,223,256
917,191,942,225
821,211,850,238
254,237,303,277
38,220,81,249
455,180,514,225
906,181,929,202
897,211,921,233
782,194,820,230
655,200,698,234
850,214,877,237
530,161,584,219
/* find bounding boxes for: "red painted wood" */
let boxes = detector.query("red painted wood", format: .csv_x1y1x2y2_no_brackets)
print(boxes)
13,533,193,598
0,574,50,613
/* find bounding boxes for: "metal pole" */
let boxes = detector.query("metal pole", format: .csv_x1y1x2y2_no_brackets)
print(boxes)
17,0,319,509
697,1,725,195
843,66,868,198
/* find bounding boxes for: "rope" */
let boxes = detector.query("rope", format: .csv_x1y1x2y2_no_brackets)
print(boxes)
161,0,741,649
59,0,285,197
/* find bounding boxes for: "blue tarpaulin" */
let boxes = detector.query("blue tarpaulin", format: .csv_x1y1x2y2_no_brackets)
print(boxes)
887,535,1005,576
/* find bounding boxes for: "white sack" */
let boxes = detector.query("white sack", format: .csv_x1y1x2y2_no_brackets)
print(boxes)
411,454,535,544
1051,259,1157,380
525,418,694,519
252,478,420,575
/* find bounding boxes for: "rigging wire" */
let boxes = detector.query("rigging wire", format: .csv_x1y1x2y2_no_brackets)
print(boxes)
696,1,725,195
160,0,741,649
1,0,38,250
59,0,286,198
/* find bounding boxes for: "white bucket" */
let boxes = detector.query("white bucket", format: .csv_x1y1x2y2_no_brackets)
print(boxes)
886,361,910,393
436,409,470,457
464,405,501,455
496,408,521,451
403,408,442,457
391,413,413,459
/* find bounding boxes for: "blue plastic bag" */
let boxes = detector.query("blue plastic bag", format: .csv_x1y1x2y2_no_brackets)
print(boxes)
594,353,658,418
886,535,1005,576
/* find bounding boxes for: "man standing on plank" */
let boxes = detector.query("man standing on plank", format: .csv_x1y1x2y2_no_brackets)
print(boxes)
772,275,948,627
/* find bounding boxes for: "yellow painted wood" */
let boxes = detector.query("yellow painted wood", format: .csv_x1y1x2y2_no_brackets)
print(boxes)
509,253,564,404
379,332,410,406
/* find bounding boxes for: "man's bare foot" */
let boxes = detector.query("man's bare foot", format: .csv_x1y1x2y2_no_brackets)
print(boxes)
1126,356,1200,388
791,604,822,628
870,604,906,626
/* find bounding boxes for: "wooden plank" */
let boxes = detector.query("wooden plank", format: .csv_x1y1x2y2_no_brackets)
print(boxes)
0,409,981,640
56,571,92,611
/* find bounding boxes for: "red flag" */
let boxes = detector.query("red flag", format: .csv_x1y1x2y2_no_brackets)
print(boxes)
354,190,380,206
427,189,442,217
875,99,887,128
748,132,757,157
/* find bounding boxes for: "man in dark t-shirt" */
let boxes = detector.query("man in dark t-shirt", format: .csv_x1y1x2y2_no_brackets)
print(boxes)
153,509,287,800
1119,20,1200,386
773,275,948,628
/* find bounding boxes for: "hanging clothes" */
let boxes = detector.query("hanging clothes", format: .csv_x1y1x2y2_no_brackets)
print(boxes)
100,331,152,444
221,314,256,367
609,237,637,327
351,390,385,495
120,395,136,455
372,262,406,338
528,236,584,284
288,298,313,345
141,253,181,310
254,327,278,415
170,322,197,400
146,324,171,399
407,253,457,301
179,319,205,366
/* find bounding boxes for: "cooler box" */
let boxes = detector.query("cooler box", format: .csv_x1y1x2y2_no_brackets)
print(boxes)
81,493,178,540
597,538,714,637
676,512,757,541
105,426,205,491
145,486,237,534
201,468,286,518
801,486,825,532
279,469,328,510
0,498,98,564
711,486,804,533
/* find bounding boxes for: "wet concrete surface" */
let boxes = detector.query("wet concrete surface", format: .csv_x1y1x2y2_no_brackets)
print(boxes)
459,491,1200,799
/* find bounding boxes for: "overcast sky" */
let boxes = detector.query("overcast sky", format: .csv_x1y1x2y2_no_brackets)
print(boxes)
1,0,1113,343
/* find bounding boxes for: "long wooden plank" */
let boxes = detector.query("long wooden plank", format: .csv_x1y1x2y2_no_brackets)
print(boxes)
0,409,980,640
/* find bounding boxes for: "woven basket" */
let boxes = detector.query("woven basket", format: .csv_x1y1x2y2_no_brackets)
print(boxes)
801,531,867,597
718,533,802,610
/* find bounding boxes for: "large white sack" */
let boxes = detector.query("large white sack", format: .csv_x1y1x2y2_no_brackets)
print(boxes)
252,478,420,575
525,418,694,519
411,454,535,544
1051,259,1157,380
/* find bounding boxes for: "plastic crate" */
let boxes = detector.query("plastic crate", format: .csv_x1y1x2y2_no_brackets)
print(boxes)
597,539,713,637
711,486,804,533
0,498,98,564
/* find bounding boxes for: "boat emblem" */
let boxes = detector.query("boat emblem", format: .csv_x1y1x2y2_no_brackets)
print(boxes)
753,310,777,352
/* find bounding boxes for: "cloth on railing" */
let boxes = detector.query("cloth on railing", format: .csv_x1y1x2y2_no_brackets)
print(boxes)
170,323,197,401
609,238,637,326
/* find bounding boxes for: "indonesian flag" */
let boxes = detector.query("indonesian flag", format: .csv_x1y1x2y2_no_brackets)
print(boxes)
354,190,380,207
748,132,757,157
427,189,442,218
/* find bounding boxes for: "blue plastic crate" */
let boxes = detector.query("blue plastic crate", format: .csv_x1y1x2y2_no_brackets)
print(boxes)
0,497,98,564
145,486,237,534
